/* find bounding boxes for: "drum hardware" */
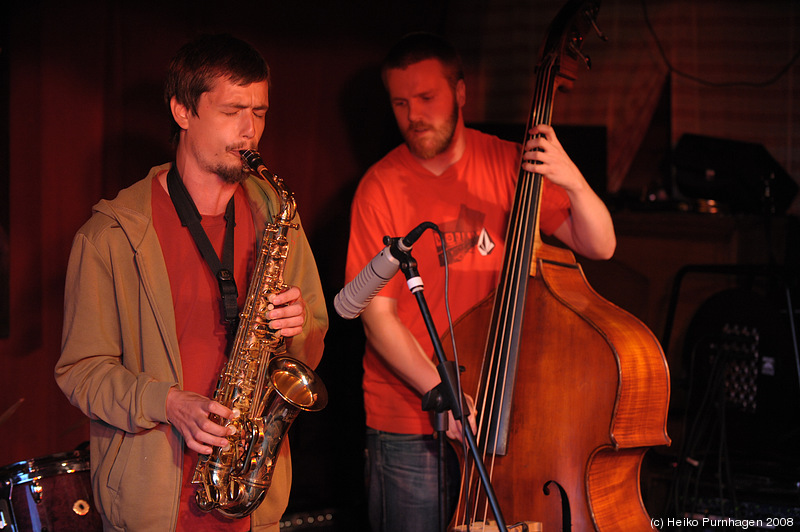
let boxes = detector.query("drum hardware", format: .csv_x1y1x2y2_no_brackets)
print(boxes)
0,448,102,531
72,499,90,517
1,499,12,529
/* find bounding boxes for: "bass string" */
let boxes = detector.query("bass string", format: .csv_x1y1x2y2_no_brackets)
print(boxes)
462,55,560,526
480,56,559,460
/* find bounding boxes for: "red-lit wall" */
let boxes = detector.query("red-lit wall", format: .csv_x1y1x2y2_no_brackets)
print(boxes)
1,0,798,517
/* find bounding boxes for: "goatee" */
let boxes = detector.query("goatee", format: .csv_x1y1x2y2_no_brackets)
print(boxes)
215,164,249,184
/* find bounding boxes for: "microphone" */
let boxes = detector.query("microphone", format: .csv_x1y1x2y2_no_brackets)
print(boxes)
334,222,434,319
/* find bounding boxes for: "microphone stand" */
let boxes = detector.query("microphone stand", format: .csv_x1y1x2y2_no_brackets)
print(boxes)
392,239,508,532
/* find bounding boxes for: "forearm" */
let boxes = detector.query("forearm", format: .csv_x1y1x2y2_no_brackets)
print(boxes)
56,234,173,432
56,340,174,432
361,297,441,397
562,185,616,260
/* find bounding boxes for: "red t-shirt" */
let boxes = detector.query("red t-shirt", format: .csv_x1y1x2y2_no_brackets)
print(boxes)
152,174,255,531
345,128,570,435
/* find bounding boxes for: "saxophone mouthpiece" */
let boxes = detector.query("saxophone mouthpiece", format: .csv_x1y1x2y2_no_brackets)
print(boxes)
239,149,264,172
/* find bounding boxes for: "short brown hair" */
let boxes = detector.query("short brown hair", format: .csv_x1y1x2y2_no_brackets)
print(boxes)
164,34,270,144
381,32,464,90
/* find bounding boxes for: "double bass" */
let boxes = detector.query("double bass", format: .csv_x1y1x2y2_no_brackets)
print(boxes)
445,1,671,530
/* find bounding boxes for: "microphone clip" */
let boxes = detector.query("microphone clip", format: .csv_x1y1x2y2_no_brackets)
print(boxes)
384,236,420,283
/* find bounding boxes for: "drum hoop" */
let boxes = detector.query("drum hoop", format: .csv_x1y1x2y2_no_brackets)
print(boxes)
0,450,90,486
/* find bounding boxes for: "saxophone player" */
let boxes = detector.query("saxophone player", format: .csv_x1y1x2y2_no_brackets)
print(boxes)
55,34,328,532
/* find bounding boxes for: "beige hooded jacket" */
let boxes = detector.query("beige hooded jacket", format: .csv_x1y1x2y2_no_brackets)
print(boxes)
55,163,328,531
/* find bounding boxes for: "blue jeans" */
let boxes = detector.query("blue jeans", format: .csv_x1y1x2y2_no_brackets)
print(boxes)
366,429,460,532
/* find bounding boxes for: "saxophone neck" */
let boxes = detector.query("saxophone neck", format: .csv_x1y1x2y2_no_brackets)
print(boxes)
239,149,297,224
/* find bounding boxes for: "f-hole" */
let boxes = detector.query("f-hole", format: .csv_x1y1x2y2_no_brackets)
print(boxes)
543,480,571,532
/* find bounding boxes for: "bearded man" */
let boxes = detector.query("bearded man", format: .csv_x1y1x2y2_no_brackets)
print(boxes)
343,32,615,532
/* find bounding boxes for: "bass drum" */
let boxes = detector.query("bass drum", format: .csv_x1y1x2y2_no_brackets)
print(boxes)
0,449,102,531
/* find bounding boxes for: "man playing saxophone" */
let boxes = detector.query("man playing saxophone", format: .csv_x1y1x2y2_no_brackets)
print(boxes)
55,34,328,531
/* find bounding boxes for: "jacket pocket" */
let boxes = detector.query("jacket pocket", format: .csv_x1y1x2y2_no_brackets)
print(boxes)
106,430,133,491
106,429,133,526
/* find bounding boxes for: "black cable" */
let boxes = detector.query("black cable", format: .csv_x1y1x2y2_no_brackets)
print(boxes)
716,382,728,517
437,226,473,527
641,0,800,88
665,337,705,518
674,340,727,519
719,392,740,519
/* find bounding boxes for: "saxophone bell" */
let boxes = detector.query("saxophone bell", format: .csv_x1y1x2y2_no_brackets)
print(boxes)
268,355,328,413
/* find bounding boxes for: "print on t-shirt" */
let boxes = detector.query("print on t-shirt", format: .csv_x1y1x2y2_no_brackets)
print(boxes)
435,204,495,265
477,227,496,256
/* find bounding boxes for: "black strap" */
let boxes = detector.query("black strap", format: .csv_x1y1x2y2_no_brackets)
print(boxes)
166,164,239,328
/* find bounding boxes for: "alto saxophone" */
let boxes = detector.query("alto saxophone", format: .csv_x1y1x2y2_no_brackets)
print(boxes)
192,149,328,518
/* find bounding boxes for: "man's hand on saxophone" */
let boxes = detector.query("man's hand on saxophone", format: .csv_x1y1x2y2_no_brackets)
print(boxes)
266,285,307,338
164,284,308,457
166,388,237,455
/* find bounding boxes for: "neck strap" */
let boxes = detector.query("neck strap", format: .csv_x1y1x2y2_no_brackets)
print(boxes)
166,164,239,328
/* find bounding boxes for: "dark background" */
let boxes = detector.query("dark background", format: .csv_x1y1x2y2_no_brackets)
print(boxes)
2,0,799,528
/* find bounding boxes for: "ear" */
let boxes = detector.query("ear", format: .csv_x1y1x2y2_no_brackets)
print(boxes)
456,78,466,108
170,97,190,130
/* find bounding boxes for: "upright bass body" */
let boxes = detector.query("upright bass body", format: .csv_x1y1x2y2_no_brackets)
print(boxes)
448,245,670,530
192,150,328,518
447,1,670,530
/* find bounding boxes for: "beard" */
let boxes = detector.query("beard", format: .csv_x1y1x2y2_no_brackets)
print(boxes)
193,143,251,184
402,100,459,160
214,162,249,184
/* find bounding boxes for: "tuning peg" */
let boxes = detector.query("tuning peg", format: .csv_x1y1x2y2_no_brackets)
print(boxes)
568,41,592,70
587,10,608,42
